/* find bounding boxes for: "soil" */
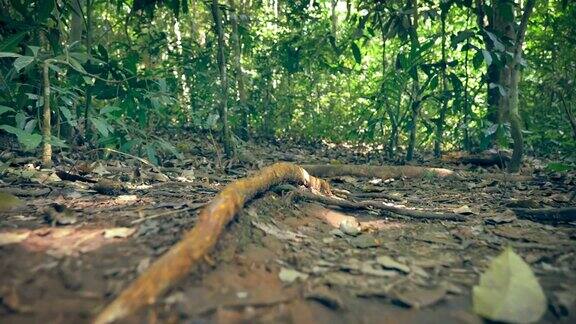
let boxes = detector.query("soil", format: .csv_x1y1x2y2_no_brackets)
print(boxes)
0,138,575,324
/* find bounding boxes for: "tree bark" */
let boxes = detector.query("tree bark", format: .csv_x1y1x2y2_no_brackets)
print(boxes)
406,0,421,161
434,8,449,158
42,60,52,167
507,0,536,172
210,0,233,155
70,0,84,44
228,0,249,139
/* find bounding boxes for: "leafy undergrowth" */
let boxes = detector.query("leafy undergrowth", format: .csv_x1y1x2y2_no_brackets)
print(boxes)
0,137,575,323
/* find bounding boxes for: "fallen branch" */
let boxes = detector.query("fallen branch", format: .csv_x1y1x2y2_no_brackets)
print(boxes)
94,162,331,324
512,207,576,223
282,185,466,222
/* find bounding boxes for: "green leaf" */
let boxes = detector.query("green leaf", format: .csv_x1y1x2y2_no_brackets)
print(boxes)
481,50,492,66
146,144,159,165
59,106,77,127
472,51,483,69
0,52,22,58
545,162,573,172
89,117,112,137
0,32,26,52
67,57,87,74
473,247,546,323
351,42,362,64
0,105,15,116
0,125,42,151
13,56,34,72
48,63,63,74
485,31,505,51
69,52,89,64
28,46,40,57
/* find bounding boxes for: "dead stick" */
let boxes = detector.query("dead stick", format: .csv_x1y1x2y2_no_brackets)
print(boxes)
94,162,331,324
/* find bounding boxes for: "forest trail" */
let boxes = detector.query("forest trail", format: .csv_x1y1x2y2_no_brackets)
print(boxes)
1,138,575,323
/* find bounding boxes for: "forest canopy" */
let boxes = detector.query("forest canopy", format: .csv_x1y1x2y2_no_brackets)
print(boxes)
0,0,575,170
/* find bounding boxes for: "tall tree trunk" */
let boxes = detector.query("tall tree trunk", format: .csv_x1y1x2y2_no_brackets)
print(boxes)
70,0,83,44
475,0,503,142
406,0,420,161
211,0,233,155
507,0,536,172
64,0,83,143
229,0,248,139
330,0,338,40
434,7,449,158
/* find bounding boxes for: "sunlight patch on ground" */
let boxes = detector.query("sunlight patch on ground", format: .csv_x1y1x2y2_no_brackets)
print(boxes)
0,227,135,257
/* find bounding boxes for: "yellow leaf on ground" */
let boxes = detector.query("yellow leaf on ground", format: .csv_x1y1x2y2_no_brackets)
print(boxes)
473,247,547,323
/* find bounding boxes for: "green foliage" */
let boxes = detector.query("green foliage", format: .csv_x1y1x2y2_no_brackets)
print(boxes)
0,0,574,162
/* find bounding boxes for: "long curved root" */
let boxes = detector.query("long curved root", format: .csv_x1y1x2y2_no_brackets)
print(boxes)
94,162,331,324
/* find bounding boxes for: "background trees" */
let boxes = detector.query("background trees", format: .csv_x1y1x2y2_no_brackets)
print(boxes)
0,0,574,169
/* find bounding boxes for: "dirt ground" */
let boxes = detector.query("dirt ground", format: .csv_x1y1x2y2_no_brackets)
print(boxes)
1,138,575,324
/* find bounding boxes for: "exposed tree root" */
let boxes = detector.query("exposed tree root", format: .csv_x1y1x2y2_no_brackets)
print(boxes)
94,162,331,324
513,207,576,223
441,150,511,168
302,164,533,182
302,164,459,179
280,185,467,222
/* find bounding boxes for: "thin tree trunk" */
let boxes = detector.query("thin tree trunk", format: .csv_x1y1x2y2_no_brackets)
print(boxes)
463,14,471,151
559,94,576,140
507,0,536,172
42,60,52,167
406,0,420,161
229,0,248,139
210,0,233,155
434,9,448,158
83,0,92,141
70,0,83,43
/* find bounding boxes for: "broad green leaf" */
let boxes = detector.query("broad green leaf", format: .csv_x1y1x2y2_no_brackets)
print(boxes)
0,52,22,58
0,105,15,116
89,117,112,137
67,57,87,74
27,46,40,57
351,42,362,64
472,51,484,69
69,52,89,64
59,106,77,127
13,56,34,72
473,247,546,323
100,106,122,115
481,50,492,66
0,125,42,151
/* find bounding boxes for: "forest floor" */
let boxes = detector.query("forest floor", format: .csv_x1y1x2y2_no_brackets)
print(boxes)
0,135,575,324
